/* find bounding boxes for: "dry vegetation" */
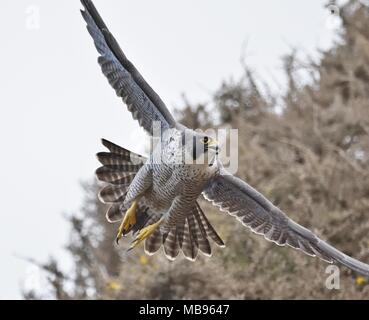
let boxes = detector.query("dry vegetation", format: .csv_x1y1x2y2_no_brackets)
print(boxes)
25,1,369,299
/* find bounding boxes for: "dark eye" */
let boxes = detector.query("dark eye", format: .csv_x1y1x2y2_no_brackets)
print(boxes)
202,136,209,144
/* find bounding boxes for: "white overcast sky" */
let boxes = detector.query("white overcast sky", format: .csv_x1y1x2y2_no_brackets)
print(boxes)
0,0,346,299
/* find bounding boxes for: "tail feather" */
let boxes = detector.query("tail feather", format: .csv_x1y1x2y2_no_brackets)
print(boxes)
143,213,163,255
195,203,225,247
181,219,199,261
192,208,212,256
163,228,180,260
143,212,162,255
143,203,225,261
176,221,185,248
145,229,162,255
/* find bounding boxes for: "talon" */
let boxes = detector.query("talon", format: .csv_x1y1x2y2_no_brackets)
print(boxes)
115,200,138,244
128,217,164,251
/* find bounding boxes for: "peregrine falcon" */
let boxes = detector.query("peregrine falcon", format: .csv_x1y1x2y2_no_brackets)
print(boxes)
81,0,369,276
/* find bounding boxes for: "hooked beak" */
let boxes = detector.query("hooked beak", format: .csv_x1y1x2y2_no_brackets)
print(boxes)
207,139,219,167
208,139,219,155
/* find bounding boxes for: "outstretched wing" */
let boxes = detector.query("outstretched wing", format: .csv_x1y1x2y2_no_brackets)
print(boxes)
203,168,369,276
80,0,177,134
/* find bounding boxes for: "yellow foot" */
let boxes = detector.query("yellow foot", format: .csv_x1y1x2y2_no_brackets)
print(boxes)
128,217,164,251
116,200,138,244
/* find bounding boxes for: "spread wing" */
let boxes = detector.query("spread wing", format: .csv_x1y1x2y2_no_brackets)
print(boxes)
80,0,177,134
203,168,369,276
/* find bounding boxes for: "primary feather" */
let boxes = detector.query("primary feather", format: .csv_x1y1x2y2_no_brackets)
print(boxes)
203,166,369,276
81,0,177,133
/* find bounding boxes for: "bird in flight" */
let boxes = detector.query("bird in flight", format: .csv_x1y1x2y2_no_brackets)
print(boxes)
80,0,369,276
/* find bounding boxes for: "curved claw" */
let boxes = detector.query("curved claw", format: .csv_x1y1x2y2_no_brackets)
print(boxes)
128,217,164,251
115,236,121,245
115,201,138,245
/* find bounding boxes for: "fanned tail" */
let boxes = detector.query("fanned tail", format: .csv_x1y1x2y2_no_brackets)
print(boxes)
144,203,225,261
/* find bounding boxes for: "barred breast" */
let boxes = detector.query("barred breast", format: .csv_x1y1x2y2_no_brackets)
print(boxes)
145,163,210,214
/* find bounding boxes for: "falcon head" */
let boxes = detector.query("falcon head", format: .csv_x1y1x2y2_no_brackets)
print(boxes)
159,128,219,169
190,133,219,167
